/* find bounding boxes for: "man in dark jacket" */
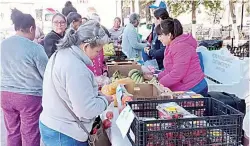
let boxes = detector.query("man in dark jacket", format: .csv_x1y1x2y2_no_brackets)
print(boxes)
143,8,169,70
62,1,77,17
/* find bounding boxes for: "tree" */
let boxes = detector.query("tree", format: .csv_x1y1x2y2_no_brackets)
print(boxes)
165,0,223,38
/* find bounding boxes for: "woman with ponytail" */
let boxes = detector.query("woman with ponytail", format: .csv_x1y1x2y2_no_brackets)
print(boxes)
154,18,208,96
39,20,113,146
66,12,82,30
1,8,48,146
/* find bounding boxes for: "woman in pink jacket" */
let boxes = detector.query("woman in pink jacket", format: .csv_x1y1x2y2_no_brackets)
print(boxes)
155,18,208,96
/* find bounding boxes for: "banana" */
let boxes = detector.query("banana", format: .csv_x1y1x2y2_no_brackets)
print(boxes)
139,76,144,83
135,76,140,83
133,75,140,83
149,77,157,84
130,72,139,81
128,69,139,77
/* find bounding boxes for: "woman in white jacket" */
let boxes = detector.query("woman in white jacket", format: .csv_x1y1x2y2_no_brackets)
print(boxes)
39,20,112,146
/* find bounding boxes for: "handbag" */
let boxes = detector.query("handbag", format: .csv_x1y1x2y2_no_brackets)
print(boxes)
50,50,111,146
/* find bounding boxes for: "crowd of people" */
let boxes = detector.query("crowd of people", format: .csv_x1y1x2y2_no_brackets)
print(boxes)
0,1,249,146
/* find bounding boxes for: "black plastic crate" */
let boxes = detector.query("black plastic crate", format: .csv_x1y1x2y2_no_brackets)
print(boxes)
127,98,243,146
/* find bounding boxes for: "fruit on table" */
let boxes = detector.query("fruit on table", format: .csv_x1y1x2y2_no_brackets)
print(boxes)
101,78,135,96
106,111,114,120
103,119,112,129
103,43,115,56
128,69,144,84
101,83,117,96
128,69,139,77
112,70,124,83
149,76,158,84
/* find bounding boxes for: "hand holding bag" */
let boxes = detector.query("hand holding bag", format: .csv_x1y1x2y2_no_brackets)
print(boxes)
50,50,111,146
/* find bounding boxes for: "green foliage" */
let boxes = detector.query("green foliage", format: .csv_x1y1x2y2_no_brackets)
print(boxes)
165,0,223,17
246,1,250,16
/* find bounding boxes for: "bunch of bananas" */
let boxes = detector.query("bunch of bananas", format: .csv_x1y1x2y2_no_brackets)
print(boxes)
112,70,124,82
103,43,115,56
149,76,158,84
128,69,144,84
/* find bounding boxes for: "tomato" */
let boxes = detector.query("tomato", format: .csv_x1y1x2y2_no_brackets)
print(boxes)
92,128,98,134
106,111,114,120
102,119,112,129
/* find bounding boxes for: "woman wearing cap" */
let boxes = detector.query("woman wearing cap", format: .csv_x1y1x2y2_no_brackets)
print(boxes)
39,20,113,146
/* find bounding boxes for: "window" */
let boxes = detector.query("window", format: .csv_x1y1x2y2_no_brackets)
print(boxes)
45,14,53,21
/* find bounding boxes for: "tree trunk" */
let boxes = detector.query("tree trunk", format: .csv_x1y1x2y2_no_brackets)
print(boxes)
145,5,151,23
132,0,135,12
229,0,239,46
121,0,124,26
191,0,197,38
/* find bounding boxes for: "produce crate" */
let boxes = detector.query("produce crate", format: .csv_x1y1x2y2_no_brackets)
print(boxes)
132,83,172,100
127,98,243,146
107,61,141,77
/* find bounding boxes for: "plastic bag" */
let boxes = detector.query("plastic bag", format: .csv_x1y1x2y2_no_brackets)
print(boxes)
243,106,250,137
95,75,111,89
144,59,159,70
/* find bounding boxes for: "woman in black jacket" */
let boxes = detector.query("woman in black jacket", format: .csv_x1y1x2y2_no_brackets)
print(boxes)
44,13,67,58
143,8,169,70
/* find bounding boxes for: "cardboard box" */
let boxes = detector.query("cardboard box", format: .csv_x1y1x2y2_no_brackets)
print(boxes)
107,61,141,77
130,83,172,100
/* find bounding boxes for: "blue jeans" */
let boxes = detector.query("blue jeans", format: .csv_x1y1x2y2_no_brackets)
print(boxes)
39,121,88,146
141,50,151,62
190,79,208,97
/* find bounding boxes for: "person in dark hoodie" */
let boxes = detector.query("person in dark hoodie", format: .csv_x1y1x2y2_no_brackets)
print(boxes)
62,1,77,17
143,8,169,70
44,13,67,58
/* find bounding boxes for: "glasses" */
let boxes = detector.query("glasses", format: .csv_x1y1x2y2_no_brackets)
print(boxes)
53,21,66,26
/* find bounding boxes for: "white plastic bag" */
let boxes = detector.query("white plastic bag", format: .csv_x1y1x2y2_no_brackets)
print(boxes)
95,75,111,88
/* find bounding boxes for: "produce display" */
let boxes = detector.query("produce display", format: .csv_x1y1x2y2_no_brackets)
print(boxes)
103,43,115,56
143,102,233,145
111,70,125,83
95,75,111,90
101,59,242,146
128,69,144,84
101,78,135,107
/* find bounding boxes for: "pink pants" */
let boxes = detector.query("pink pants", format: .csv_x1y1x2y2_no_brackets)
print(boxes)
245,135,249,146
1,91,42,146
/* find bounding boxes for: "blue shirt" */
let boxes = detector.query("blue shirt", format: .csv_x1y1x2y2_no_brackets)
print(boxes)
1,35,48,96
122,23,147,59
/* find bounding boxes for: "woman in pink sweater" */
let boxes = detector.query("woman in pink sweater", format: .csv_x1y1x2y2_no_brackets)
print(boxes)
87,48,106,76
155,18,208,96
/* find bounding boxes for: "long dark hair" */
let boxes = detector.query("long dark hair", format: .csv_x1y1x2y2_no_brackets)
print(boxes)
156,18,183,39
11,8,35,32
